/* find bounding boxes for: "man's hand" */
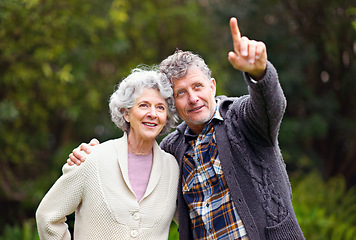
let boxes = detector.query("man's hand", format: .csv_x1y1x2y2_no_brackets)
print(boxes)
67,138,100,166
228,17,267,80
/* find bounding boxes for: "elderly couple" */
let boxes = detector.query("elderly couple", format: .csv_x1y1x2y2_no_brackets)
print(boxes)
36,18,305,240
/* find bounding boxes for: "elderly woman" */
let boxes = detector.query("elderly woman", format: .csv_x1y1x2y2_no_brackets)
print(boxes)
36,66,179,240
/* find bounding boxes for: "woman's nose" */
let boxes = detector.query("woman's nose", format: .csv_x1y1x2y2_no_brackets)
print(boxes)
147,107,157,118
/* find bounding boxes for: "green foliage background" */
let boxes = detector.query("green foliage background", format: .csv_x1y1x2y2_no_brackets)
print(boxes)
0,0,355,239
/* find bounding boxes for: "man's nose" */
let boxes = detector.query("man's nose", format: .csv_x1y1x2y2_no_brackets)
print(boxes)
188,92,199,104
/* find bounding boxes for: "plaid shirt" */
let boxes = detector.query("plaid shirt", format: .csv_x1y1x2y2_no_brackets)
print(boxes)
182,100,249,240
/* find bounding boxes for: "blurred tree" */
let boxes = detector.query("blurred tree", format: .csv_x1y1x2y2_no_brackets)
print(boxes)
277,0,356,186
0,0,218,232
292,171,356,239
1,0,355,235
209,0,356,187
0,0,125,229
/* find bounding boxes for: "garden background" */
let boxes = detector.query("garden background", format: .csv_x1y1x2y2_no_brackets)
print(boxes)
0,0,355,239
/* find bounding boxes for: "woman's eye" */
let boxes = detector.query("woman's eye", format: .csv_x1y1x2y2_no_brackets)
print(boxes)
139,103,148,108
157,105,165,111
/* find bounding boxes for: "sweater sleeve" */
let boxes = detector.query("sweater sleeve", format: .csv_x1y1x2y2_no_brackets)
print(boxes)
36,163,86,240
240,61,286,146
160,128,182,158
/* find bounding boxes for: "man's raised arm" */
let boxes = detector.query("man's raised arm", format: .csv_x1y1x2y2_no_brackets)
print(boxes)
227,17,267,80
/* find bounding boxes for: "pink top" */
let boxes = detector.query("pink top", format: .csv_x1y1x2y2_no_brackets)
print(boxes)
128,152,153,202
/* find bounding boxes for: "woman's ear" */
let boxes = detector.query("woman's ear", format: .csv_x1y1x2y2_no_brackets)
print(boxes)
123,110,130,122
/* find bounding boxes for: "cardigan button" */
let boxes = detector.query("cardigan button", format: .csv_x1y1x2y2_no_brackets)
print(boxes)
133,212,140,220
131,230,138,238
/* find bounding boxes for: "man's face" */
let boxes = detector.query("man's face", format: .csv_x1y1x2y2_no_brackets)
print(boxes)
172,67,217,134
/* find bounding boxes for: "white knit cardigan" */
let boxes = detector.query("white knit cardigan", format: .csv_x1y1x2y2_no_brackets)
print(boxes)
36,133,179,240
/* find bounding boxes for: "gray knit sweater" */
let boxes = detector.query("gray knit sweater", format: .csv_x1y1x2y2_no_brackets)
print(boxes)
160,61,305,240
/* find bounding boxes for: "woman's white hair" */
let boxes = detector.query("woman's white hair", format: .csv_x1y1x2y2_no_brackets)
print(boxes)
109,65,178,135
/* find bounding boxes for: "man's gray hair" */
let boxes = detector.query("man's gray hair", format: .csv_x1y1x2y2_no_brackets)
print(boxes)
159,49,212,84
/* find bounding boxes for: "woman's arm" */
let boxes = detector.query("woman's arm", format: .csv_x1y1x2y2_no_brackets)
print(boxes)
36,163,85,239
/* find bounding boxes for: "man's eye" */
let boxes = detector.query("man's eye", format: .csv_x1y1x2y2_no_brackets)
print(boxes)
176,91,184,97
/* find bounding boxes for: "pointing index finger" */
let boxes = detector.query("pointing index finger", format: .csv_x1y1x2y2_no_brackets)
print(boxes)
230,17,241,55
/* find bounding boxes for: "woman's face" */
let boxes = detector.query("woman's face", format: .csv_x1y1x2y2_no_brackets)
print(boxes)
125,88,168,141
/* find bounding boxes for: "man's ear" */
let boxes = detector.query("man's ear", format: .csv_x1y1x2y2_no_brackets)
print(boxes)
210,78,217,97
